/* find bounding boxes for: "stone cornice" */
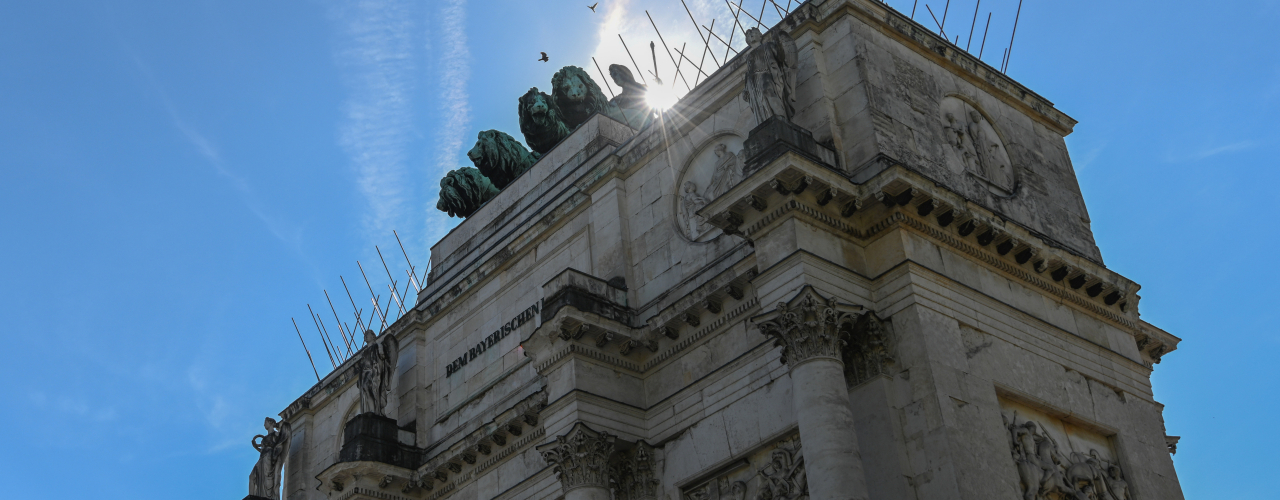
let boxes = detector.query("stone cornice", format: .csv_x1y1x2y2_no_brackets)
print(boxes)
701,152,1146,335
793,0,1076,136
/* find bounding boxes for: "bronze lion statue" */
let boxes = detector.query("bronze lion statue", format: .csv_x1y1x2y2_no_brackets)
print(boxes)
436,167,499,218
551,65,611,129
467,129,539,189
517,88,570,156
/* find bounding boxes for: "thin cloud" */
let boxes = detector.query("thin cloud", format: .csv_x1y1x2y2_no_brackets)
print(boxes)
1165,140,1257,163
124,51,305,249
331,0,419,242
424,0,471,245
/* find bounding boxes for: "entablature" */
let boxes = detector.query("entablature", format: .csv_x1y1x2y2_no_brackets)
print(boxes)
700,151,1149,339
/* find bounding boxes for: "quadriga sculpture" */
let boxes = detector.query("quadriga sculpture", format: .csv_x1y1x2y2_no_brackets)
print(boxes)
518,88,570,155
468,129,539,189
551,65,612,129
436,167,498,218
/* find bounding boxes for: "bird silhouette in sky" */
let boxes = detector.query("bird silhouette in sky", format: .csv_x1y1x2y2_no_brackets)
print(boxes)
588,3,598,12
538,52,549,62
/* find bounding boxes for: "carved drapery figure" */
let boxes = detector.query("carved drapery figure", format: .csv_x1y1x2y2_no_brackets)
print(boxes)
1004,413,1131,500
552,65,613,129
612,441,660,500
943,112,979,172
741,27,798,124
756,438,807,500
249,417,291,499
538,422,617,493
468,129,540,189
843,312,894,385
752,287,863,366
518,89,571,156
679,181,709,240
357,329,399,416
437,167,499,218
705,143,743,199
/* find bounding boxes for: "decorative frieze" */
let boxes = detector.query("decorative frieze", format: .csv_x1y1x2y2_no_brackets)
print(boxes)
537,422,617,492
681,436,806,500
752,286,864,366
1003,406,1132,500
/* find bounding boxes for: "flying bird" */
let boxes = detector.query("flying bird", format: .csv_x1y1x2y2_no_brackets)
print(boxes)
588,3,598,12
538,52,549,62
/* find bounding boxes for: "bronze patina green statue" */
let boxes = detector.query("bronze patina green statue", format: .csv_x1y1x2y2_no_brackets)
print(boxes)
436,167,499,218
551,65,612,129
467,129,539,189
518,88,570,155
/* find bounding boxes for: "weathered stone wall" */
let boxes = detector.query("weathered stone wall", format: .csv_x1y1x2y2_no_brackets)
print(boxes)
271,2,1180,499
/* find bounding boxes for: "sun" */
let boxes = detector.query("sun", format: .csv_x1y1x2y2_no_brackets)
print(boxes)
646,83,678,111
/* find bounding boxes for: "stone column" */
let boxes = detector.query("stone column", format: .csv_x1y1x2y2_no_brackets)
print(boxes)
536,422,616,500
753,286,870,500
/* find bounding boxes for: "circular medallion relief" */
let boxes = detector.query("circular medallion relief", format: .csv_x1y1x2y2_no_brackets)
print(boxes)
674,134,746,242
939,97,1015,194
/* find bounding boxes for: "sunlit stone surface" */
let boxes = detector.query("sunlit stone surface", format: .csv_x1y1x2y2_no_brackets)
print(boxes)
254,2,1185,499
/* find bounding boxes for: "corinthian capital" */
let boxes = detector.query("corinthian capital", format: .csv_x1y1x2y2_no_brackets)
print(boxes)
752,286,864,366
536,422,616,493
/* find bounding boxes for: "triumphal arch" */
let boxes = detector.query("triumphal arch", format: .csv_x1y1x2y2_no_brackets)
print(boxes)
244,1,1184,499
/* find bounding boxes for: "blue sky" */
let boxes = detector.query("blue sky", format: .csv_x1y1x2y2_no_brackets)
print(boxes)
0,1,1275,498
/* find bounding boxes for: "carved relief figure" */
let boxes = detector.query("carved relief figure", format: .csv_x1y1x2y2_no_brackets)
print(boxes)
552,65,612,129
357,329,399,416
518,88,571,156
939,98,1016,192
436,167,499,218
756,438,807,500
706,143,743,199
741,27,798,124
679,181,708,240
943,112,979,172
1004,412,1130,500
248,417,291,499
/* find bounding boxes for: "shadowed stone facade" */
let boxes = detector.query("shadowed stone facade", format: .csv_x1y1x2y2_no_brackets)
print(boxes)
256,1,1184,499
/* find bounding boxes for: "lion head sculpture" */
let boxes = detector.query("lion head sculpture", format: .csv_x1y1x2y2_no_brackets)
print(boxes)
467,129,539,189
436,167,499,218
552,65,611,129
517,88,570,156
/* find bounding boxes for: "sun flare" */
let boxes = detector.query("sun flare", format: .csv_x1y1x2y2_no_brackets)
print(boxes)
646,83,678,111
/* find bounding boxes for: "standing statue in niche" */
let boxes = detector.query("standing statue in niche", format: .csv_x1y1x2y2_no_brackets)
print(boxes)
679,181,708,240
741,27,798,124
357,329,399,416
248,417,291,499
705,143,743,199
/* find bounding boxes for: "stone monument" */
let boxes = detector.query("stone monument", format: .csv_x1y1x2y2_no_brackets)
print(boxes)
251,2,1185,499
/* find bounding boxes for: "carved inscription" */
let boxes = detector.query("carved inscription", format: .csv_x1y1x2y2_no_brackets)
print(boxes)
446,301,541,377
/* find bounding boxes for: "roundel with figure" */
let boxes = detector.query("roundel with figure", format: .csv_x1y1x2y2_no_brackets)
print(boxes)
939,97,1015,194
674,134,746,242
